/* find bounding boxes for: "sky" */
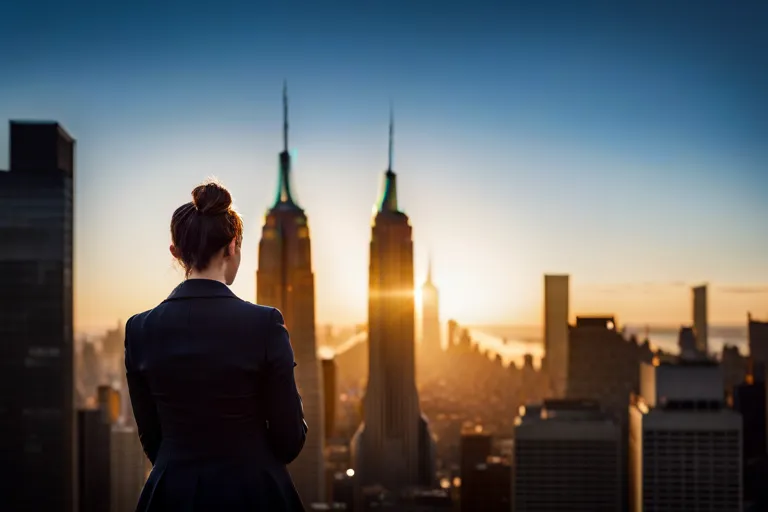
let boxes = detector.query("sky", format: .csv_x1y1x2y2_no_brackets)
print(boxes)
1,1,767,331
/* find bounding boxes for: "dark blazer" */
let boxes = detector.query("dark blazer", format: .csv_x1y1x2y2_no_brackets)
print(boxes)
125,279,308,511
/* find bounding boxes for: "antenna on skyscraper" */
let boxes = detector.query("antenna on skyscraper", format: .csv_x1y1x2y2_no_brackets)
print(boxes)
426,252,433,284
388,103,394,172
283,80,289,153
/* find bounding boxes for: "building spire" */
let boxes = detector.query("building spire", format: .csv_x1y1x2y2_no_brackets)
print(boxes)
273,81,299,209
388,104,394,172
378,107,399,213
426,253,433,284
283,80,289,153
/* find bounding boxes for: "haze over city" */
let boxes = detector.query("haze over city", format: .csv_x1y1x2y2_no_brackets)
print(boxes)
1,1,766,331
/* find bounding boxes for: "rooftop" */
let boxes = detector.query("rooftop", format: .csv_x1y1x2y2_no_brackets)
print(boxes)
574,316,617,330
10,120,75,143
658,356,718,367
517,399,610,422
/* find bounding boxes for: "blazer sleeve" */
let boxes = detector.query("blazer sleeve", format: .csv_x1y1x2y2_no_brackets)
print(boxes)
264,308,308,465
124,315,163,465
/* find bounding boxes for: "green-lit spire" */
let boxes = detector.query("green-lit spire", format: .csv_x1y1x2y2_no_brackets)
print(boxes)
378,107,399,213
274,81,299,209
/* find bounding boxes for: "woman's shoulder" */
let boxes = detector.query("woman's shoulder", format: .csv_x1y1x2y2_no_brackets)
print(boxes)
125,300,282,342
125,310,149,333
236,300,282,323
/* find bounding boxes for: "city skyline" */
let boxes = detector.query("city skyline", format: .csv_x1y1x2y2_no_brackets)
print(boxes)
3,2,767,510
1,1,766,330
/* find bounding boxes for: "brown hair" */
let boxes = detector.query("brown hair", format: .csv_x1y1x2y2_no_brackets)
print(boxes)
170,180,243,276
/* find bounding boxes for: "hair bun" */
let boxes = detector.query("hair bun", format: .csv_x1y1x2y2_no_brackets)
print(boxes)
192,181,232,215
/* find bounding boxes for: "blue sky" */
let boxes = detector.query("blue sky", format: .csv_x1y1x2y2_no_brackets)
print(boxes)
1,0,766,328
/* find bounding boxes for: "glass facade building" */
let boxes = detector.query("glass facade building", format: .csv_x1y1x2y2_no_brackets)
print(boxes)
0,121,75,511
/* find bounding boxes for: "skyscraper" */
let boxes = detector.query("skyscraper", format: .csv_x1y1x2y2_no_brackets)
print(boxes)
693,284,708,354
567,316,639,414
567,316,640,509
513,400,622,512
256,85,325,505
77,409,112,512
352,112,435,493
110,425,147,512
630,359,742,511
0,121,75,511
544,274,569,397
459,431,493,512
733,375,767,505
678,326,698,355
420,256,441,359
321,357,337,440
748,312,768,378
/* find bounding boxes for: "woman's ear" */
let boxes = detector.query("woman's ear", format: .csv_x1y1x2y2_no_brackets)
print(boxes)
227,238,237,257
169,244,180,258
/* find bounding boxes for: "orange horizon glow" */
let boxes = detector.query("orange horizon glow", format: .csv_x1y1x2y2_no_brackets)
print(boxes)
74,267,768,334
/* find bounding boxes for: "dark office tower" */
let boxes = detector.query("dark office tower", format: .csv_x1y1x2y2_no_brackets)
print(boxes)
322,357,337,440
567,316,640,511
678,326,697,355
464,458,511,512
421,256,441,358
722,344,748,393
77,409,111,512
459,432,493,512
352,112,435,493
567,316,639,414
255,85,325,504
0,121,75,511
733,375,767,505
748,312,768,378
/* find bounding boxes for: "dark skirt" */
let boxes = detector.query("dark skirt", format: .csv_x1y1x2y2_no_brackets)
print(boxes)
136,454,305,512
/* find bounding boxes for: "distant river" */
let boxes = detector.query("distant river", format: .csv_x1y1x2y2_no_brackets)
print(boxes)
465,325,749,368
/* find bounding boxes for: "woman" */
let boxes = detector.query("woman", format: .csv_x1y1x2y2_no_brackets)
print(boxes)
125,181,307,511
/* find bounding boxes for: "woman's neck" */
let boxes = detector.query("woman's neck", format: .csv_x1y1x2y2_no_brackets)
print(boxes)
187,267,227,284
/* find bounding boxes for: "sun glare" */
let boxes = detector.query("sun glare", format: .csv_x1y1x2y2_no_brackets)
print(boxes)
317,346,336,360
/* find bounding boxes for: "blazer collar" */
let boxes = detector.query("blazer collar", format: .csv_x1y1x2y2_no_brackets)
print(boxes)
164,279,238,302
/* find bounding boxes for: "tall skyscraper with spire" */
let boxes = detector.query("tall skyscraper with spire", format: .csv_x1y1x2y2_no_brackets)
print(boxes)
352,111,435,494
256,84,325,505
420,256,441,363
